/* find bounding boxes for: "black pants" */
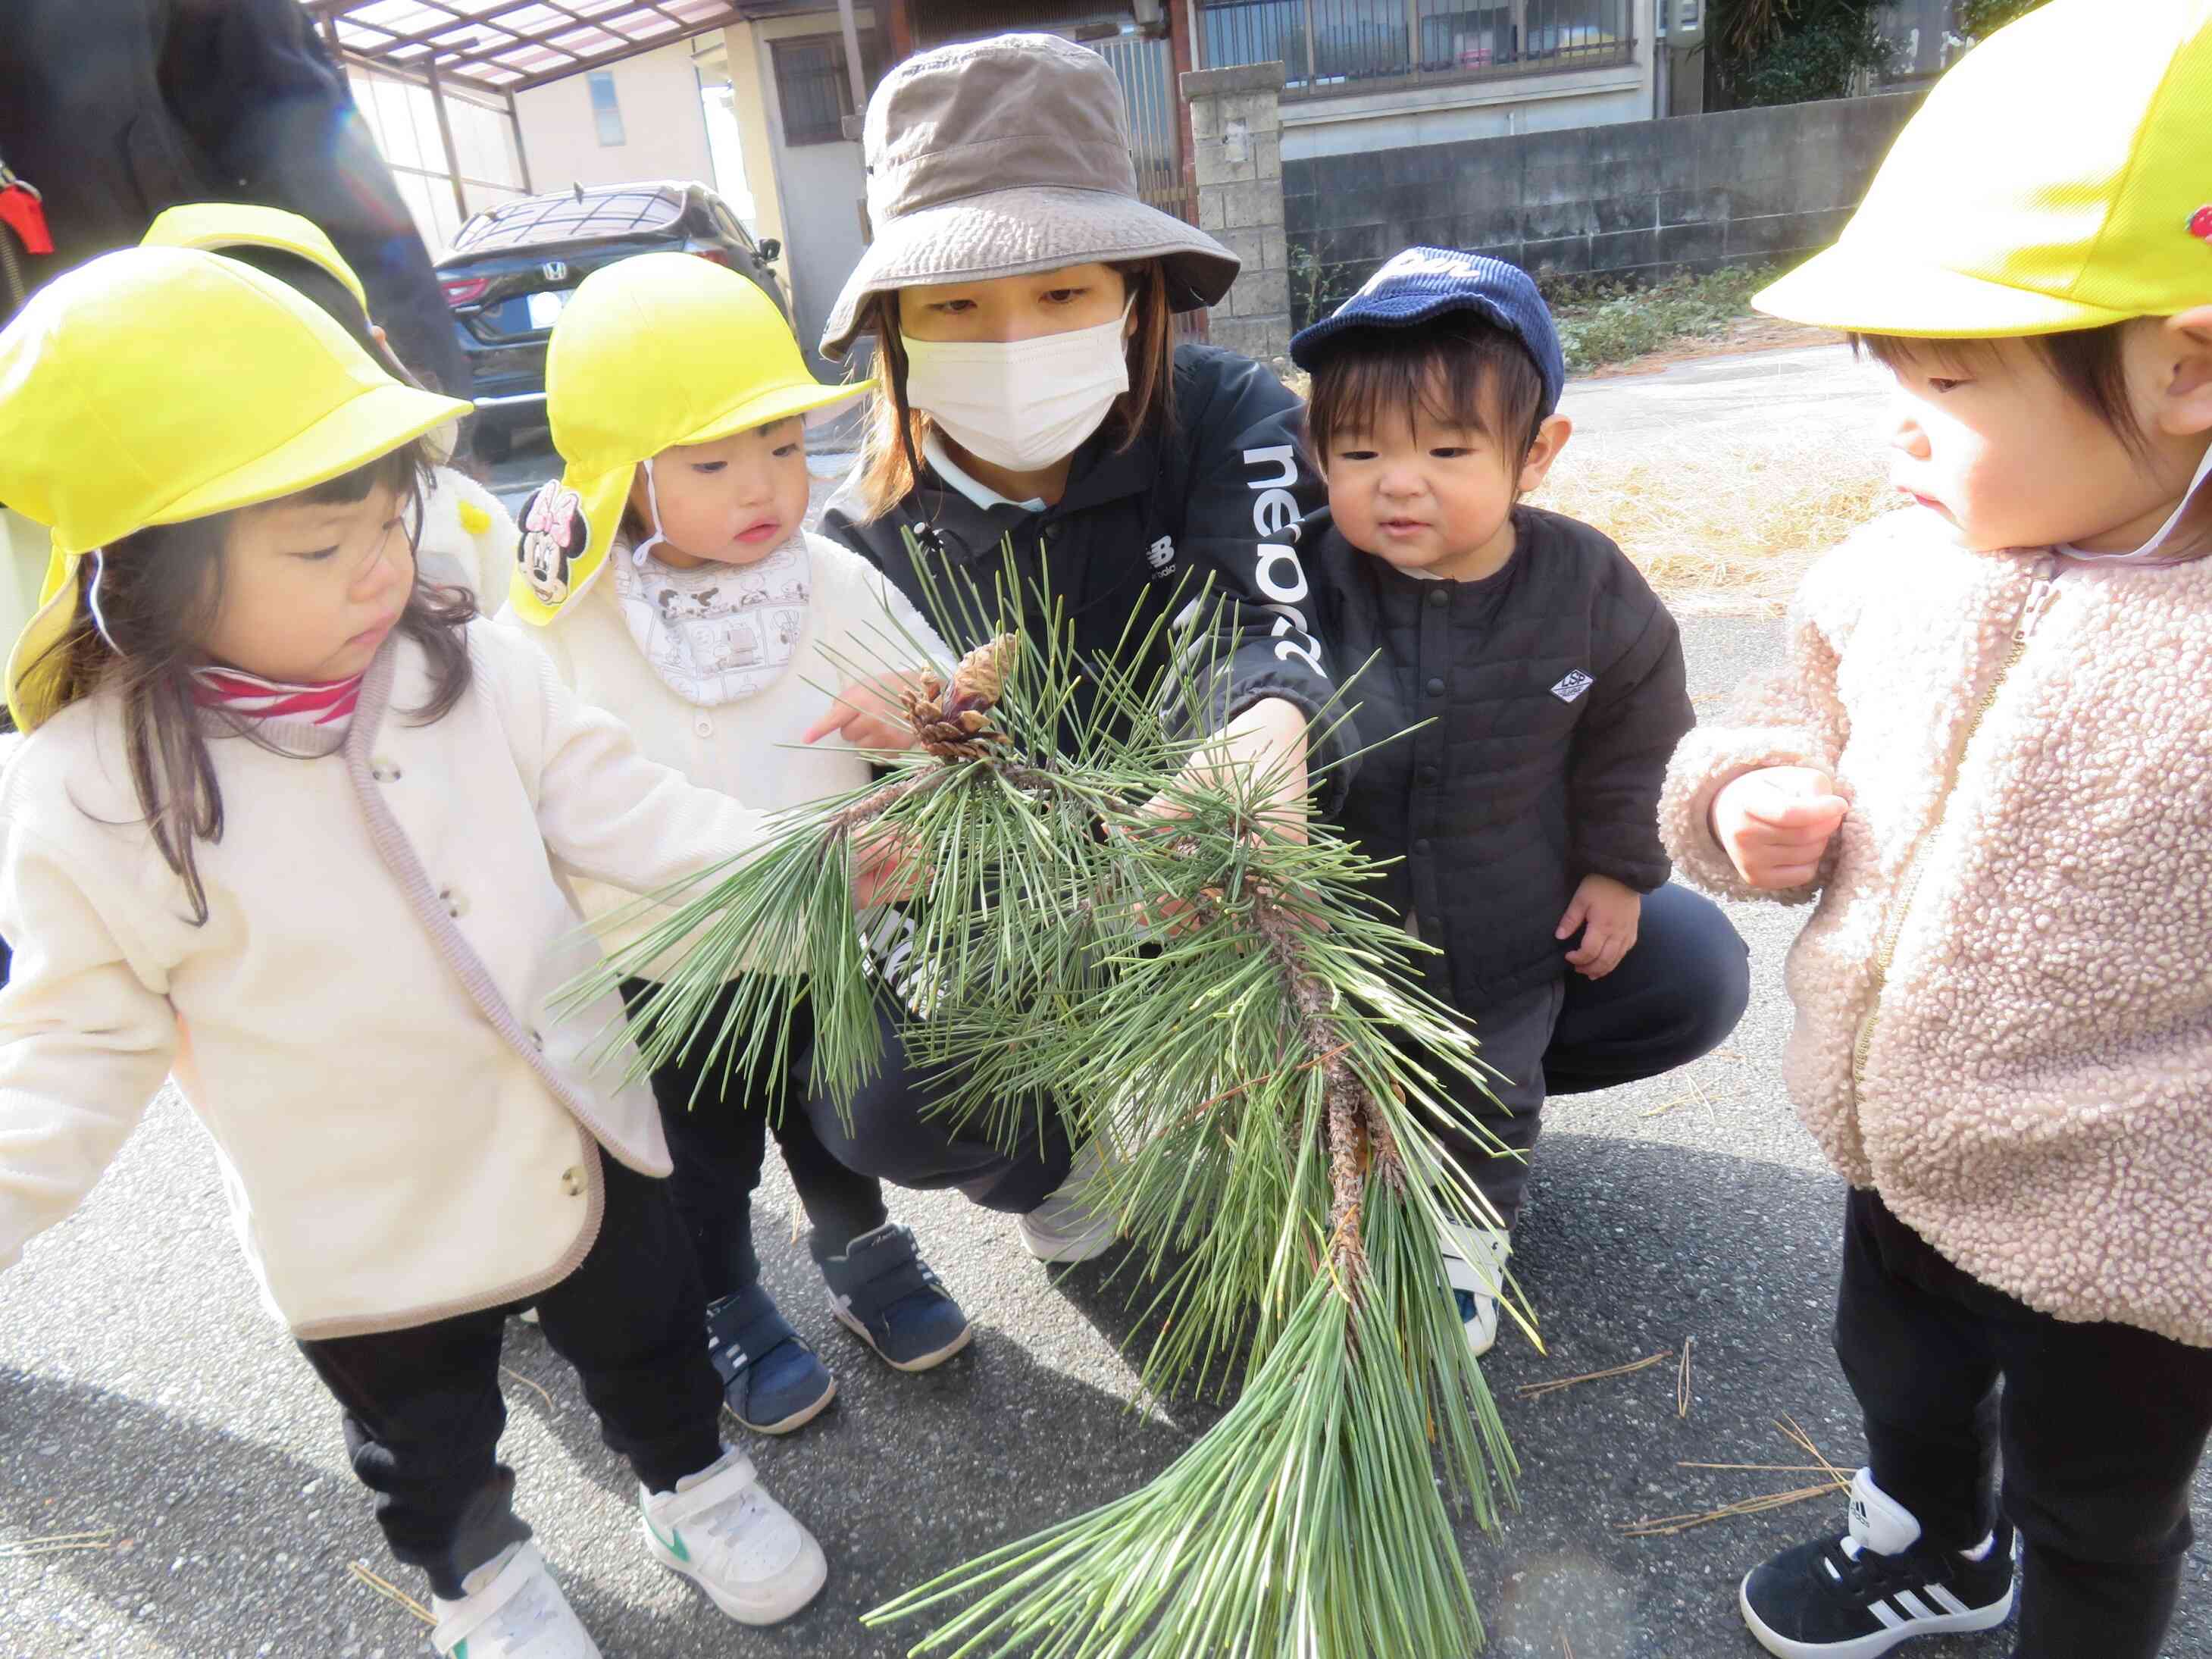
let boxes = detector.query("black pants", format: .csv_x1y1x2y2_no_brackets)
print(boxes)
1431,881,1751,1227
1837,1187,2212,1659
621,977,887,1291
812,883,1747,1223
296,1153,725,1599
803,994,1078,1216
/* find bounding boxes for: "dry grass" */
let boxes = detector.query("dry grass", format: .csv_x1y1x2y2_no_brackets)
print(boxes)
1532,427,1903,615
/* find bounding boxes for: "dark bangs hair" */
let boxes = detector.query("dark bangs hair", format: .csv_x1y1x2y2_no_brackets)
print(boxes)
1851,323,2149,457
40,437,473,923
1304,313,1550,476
849,257,1179,521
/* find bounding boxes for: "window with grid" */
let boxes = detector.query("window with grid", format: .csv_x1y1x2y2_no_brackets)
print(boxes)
772,33,881,146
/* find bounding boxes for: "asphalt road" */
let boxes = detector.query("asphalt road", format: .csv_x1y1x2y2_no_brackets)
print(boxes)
5,349,2205,1659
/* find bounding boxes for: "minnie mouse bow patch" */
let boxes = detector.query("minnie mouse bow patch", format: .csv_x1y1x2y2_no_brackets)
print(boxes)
517,480,590,611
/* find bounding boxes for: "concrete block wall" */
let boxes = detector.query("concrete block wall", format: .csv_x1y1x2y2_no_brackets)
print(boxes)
1183,62,1294,363
1281,90,1927,327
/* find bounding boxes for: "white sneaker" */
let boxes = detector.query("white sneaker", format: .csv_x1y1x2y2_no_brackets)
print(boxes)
1438,1221,1513,1359
640,1445,826,1626
1015,1140,1119,1263
430,1542,601,1658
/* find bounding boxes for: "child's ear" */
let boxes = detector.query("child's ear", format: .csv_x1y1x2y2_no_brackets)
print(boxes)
1516,414,1572,494
2157,306,2212,437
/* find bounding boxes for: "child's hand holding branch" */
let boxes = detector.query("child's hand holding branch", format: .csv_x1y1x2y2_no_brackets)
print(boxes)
1710,766,1849,891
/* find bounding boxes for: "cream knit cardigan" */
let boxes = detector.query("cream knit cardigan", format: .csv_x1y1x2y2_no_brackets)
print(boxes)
1662,509,2212,1349
0,624,766,1338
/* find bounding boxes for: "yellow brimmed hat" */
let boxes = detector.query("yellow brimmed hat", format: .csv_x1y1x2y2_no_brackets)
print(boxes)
141,202,370,312
1755,0,2212,336
510,252,871,625
0,246,468,730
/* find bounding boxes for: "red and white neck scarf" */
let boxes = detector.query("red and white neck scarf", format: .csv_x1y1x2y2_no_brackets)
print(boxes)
189,665,366,734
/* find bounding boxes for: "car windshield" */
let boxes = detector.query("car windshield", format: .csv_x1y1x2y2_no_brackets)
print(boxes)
449,186,684,253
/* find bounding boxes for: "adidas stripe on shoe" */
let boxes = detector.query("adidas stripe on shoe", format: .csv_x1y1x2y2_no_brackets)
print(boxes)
1739,1468,2016,1659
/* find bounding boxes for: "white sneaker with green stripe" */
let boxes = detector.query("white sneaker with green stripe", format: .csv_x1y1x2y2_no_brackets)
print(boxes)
641,1445,826,1625
430,1542,600,1658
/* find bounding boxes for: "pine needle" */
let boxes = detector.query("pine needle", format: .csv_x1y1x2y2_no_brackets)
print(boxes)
0,1527,117,1559
501,1366,558,1414
1628,1418,1855,1538
1516,1349,1674,1399
1620,1482,1838,1537
1677,1335,1694,1419
349,1561,435,1625
1677,1462,1833,1473
1776,1414,1852,1494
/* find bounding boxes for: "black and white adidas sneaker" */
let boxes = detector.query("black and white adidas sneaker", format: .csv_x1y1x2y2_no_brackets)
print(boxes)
1739,1468,2017,1658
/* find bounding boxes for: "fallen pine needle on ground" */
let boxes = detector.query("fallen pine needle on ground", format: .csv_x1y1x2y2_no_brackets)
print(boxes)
1626,1416,1855,1537
1622,1481,1841,1537
350,1560,436,1625
1517,1349,1674,1399
1679,1336,1694,1419
502,1364,558,1414
0,1527,117,1560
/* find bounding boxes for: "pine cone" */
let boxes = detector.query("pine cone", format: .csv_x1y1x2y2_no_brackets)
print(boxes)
948,634,1016,716
901,640,1015,762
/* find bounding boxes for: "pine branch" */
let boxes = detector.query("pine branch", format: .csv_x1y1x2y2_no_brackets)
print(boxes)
553,540,1535,1653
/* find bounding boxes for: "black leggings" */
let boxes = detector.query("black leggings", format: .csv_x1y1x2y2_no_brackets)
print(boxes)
621,977,887,1291
297,1153,724,1598
1838,1187,2212,1659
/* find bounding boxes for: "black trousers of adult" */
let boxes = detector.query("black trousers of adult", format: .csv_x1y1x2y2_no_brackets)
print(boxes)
621,977,887,1292
1422,880,1751,1229
1837,1186,2212,1659
803,882,1747,1223
296,1153,725,1599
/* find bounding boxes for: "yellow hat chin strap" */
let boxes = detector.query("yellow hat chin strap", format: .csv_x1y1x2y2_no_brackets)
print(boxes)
2058,443,2212,566
629,456,669,568
83,549,120,651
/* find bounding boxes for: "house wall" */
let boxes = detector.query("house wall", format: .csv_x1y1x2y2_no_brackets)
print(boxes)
514,42,718,197
1281,53,1653,161
733,8,882,374
721,23,789,252
1284,87,1924,324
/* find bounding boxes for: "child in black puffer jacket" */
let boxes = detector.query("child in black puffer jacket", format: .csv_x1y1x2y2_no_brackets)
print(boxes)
1294,248,1748,1357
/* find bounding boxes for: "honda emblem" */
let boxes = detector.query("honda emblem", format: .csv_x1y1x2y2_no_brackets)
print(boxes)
542,259,568,283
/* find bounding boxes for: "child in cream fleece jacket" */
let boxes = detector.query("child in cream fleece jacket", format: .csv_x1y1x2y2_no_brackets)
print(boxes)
1662,8,2212,1656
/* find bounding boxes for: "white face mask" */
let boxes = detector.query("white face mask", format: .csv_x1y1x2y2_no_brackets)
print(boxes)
901,302,1132,474
2057,442,2212,567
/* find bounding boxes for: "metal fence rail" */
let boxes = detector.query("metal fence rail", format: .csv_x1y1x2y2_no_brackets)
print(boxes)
1196,0,1632,96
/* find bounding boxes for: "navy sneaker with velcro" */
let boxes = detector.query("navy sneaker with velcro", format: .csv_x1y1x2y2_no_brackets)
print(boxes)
704,1285,835,1436
818,1222,972,1372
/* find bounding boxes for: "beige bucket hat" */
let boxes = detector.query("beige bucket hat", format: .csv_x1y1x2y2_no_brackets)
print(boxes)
818,32,1240,361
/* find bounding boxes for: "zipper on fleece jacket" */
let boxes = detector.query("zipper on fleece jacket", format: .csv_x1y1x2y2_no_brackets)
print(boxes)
1850,557,2060,1107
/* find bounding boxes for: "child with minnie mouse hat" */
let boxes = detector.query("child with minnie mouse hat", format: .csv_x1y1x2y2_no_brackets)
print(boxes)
505,252,973,1437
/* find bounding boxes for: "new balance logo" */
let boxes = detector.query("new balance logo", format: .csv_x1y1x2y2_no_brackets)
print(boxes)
1146,534,1176,574
1552,669,1594,703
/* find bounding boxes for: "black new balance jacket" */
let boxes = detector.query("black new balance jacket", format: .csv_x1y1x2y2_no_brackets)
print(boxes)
1307,503,1692,1009
821,343,1353,806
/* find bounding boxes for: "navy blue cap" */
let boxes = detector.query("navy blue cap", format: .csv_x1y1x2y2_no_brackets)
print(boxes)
1289,246,1566,417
